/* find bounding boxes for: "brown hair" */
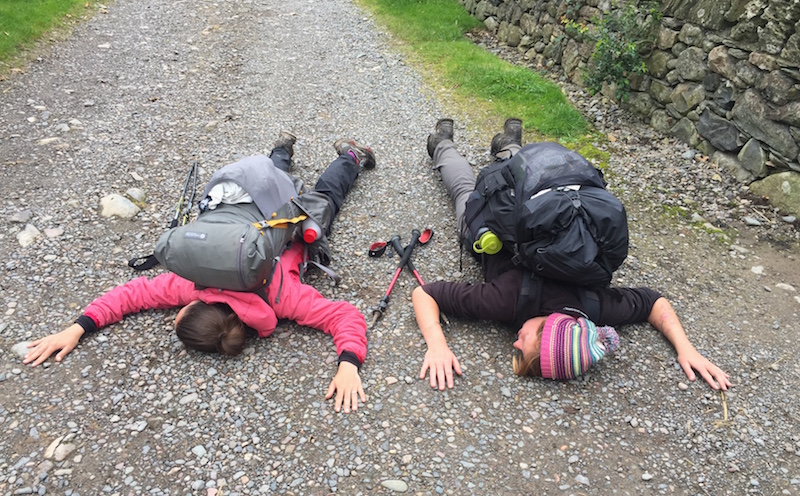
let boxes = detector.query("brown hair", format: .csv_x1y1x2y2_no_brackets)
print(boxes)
512,351,542,377
511,319,546,377
174,302,246,356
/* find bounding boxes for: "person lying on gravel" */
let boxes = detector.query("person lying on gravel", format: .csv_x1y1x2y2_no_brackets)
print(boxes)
413,118,731,391
23,133,376,414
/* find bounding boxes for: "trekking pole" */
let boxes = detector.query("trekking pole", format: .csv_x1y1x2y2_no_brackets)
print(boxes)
181,162,198,226
390,233,427,286
390,229,450,326
370,229,421,327
129,162,198,272
170,162,198,228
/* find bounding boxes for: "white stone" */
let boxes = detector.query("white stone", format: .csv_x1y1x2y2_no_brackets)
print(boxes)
17,224,42,247
381,479,408,492
44,436,64,459
10,342,31,359
99,194,140,219
37,137,60,146
54,443,77,462
126,188,146,203
44,227,63,238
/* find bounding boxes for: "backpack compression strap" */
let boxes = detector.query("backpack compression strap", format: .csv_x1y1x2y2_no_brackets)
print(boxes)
128,254,160,271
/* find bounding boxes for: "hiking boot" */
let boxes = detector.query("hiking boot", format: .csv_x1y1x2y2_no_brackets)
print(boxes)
426,118,454,158
490,118,523,158
334,139,376,169
274,131,297,157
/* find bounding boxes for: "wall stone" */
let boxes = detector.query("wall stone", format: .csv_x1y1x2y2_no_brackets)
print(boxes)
455,0,800,214
732,90,799,159
738,138,769,177
749,171,800,214
697,109,740,151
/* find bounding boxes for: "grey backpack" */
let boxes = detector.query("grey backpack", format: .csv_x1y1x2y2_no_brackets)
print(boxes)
153,155,333,292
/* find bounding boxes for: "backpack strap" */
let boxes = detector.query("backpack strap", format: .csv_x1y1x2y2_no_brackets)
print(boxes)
514,271,543,329
306,261,340,284
300,244,340,285
577,288,601,322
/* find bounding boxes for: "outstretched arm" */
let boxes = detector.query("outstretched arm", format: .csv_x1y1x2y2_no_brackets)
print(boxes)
648,297,731,390
24,274,196,367
412,286,462,390
269,244,367,412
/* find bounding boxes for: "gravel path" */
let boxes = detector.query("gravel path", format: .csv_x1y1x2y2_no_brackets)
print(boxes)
1,0,799,494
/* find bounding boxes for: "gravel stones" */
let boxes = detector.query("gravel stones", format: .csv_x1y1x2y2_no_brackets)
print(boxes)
0,0,799,495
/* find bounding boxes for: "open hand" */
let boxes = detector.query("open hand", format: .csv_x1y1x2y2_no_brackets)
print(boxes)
24,324,84,367
325,361,366,413
419,344,462,390
677,348,731,390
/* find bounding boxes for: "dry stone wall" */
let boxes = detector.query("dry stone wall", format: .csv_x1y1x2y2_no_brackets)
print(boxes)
459,0,800,215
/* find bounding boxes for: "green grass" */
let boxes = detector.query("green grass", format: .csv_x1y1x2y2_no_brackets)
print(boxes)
357,0,590,141
0,0,98,65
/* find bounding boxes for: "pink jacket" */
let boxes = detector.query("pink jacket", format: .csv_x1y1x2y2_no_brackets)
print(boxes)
83,243,367,363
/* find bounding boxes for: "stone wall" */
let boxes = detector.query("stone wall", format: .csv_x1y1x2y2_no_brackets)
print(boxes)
459,0,800,215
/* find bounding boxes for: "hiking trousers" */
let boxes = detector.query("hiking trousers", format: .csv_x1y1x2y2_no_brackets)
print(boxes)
432,140,519,241
270,148,360,227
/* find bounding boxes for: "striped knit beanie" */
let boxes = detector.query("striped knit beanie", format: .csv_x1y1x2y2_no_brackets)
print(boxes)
540,313,620,380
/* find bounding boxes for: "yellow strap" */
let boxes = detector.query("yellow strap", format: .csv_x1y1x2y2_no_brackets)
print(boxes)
253,214,307,230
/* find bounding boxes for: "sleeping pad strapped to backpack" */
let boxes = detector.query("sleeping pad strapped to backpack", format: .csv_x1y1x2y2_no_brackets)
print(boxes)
154,155,333,292
464,142,628,288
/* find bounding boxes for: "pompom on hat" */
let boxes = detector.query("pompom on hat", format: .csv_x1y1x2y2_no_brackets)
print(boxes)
540,313,620,380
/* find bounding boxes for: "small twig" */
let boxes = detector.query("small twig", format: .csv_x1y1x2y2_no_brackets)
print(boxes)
768,353,789,369
751,207,771,223
721,391,728,421
737,407,760,431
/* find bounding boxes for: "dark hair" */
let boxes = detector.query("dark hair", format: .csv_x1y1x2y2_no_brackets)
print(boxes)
174,302,246,356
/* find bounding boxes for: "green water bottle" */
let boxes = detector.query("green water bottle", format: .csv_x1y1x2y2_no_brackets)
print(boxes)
473,228,502,255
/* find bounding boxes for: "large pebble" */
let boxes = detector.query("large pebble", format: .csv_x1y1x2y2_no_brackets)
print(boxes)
10,210,33,223
99,194,140,219
11,342,31,359
54,443,77,462
17,224,42,247
381,479,409,492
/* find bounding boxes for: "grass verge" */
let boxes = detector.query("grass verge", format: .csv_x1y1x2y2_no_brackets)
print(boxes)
0,0,101,72
356,0,590,142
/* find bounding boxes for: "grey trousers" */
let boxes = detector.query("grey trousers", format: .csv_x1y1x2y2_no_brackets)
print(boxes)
432,140,520,240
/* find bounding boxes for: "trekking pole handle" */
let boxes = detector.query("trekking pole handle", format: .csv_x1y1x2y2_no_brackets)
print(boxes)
396,230,420,269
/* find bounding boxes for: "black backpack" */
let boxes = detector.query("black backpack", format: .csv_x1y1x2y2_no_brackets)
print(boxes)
464,142,628,287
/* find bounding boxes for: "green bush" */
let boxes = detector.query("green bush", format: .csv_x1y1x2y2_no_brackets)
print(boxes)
565,1,661,100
